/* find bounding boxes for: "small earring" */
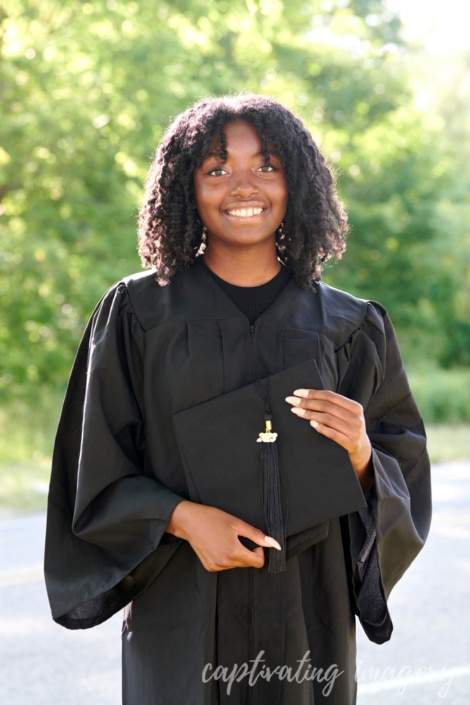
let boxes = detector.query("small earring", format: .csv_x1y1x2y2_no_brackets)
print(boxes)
197,226,208,255
277,222,285,240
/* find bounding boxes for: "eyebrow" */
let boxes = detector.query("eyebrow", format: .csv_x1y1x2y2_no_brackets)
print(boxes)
202,149,279,162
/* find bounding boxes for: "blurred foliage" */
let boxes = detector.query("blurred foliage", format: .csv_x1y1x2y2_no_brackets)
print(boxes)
408,368,470,424
1,0,469,400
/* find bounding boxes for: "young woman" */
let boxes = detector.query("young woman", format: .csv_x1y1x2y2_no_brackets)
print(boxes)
45,94,431,704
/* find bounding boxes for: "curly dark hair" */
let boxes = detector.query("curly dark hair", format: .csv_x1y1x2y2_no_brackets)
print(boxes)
138,94,348,287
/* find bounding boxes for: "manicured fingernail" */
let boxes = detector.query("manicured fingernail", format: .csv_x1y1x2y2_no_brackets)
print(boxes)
285,395,301,406
293,389,309,397
290,407,306,416
265,536,282,551
310,420,319,429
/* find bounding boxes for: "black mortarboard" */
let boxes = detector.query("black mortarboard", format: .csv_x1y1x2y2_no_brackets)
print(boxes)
173,358,366,570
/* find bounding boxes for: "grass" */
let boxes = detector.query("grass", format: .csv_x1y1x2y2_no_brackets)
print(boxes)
407,367,470,424
425,424,470,464
0,392,61,517
1,376,469,517
0,460,51,517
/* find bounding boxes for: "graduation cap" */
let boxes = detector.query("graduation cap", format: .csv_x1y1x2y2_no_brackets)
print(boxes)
173,358,366,572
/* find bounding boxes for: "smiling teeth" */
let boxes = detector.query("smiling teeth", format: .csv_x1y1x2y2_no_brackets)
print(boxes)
227,208,263,217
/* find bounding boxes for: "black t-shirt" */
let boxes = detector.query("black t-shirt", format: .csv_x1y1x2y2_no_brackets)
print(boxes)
203,263,293,324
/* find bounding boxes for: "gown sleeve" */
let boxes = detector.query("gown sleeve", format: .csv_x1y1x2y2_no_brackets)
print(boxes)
44,282,184,629
337,302,432,644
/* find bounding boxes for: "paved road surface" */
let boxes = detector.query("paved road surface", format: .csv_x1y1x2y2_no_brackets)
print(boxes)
1,462,469,704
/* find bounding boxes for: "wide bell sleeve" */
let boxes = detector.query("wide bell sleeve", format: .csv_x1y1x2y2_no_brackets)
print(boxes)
337,302,432,644
44,282,183,629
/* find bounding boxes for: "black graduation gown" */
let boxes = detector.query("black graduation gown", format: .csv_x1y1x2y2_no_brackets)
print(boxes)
44,262,431,705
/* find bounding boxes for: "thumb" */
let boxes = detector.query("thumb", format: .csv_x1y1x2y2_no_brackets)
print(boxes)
250,545,266,568
236,520,282,551
263,535,283,551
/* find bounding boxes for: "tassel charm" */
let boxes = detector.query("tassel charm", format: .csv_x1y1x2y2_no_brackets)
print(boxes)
257,412,286,573
257,418,278,443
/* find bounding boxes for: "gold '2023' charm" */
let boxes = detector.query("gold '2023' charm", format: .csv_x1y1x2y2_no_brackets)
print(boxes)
257,418,278,443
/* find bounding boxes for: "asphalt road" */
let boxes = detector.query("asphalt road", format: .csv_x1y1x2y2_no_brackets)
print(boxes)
1,461,469,704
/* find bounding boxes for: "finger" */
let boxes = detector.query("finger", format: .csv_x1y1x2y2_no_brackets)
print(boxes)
236,526,282,551
288,398,364,430
230,514,282,550
285,395,303,406
311,408,363,433
289,404,359,435
289,389,363,414
309,414,370,456
199,539,263,572
287,400,365,448
308,419,352,446
291,388,315,398
241,546,265,569
250,546,266,566
285,389,362,413
238,535,282,551
264,536,282,550
220,541,266,570
286,391,348,413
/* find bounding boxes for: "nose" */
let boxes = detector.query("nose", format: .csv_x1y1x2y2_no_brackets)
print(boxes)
229,170,258,197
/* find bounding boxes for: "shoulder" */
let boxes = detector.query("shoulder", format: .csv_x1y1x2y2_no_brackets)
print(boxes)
317,282,368,319
97,270,161,331
122,268,160,288
121,269,161,306
104,265,207,331
316,282,387,338
91,270,156,318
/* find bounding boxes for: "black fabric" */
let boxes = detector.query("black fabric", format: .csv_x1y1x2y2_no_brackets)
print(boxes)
173,358,366,541
44,261,431,704
203,262,292,324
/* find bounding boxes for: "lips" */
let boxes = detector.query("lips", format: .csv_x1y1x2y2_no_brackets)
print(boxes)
226,207,264,218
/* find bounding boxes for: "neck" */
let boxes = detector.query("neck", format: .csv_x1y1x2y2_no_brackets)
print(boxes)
202,246,280,286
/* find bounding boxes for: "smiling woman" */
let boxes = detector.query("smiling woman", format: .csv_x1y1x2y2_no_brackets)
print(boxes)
45,94,431,705
137,94,348,287
193,121,288,284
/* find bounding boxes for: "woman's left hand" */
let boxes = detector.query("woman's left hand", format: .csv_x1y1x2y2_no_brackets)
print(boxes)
285,389,374,491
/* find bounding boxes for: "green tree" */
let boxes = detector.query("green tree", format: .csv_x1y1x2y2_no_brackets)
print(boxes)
2,0,466,399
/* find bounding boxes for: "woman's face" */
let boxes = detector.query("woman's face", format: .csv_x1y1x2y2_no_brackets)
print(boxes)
193,121,288,256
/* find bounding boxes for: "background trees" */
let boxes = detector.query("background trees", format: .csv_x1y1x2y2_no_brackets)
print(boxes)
1,0,469,400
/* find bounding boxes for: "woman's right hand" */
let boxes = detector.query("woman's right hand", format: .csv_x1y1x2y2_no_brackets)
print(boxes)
165,500,281,571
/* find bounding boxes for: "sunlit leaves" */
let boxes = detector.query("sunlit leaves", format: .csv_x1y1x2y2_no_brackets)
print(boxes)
1,0,468,395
